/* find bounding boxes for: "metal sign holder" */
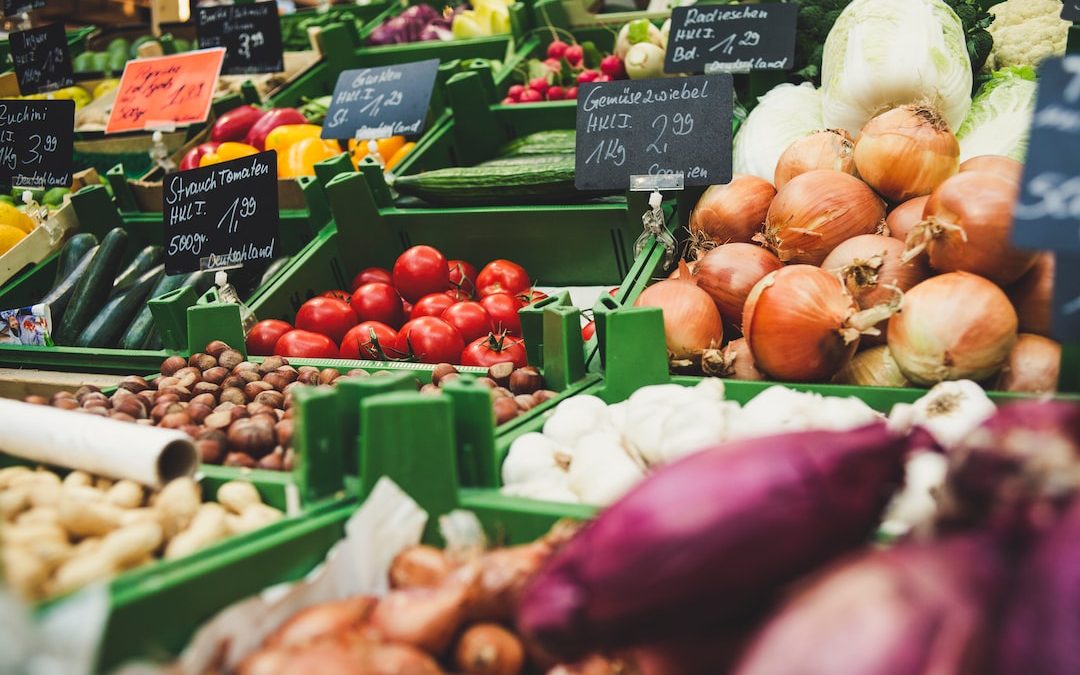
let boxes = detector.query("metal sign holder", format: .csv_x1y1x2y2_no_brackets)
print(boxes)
630,173,683,268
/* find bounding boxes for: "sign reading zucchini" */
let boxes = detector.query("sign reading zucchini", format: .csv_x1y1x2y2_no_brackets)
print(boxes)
0,99,74,188
320,59,439,141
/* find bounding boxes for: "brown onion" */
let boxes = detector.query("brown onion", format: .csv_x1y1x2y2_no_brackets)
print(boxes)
905,172,1037,286
694,244,784,330
742,265,897,382
832,345,912,388
702,338,764,381
689,175,776,246
886,196,929,247
887,272,1017,385
759,170,886,265
774,129,856,190
634,264,724,361
854,105,959,203
994,334,1060,394
959,155,1023,183
1006,253,1054,337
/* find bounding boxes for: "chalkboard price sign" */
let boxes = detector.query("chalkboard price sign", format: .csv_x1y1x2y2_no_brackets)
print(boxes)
1062,2,1080,22
574,74,733,191
0,99,73,188
3,0,44,16
163,150,279,275
11,22,73,95
1054,251,1080,341
321,60,440,141
1012,57,1080,254
196,1,284,76
663,3,798,75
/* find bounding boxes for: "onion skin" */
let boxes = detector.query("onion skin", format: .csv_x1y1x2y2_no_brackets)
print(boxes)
854,105,960,203
888,272,1017,386
263,597,377,649
1006,253,1054,337
742,265,863,382
453,623,525,675
689,175,776,246
761,170,886,265
994,334,1061,394
885,196,929,247
389,545,453,589
634,278,724,360
907,172,1037,286
518,423,913,659
831,345,912,388
959,155,1023,183
731,535,1009,675
704,337,764,381
774,129,856,190
694,244,783,329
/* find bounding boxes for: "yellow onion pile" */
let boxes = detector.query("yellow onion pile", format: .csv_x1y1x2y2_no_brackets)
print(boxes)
854,105,959,203
634,262,724,363
689,175,776,247
773,129,856,190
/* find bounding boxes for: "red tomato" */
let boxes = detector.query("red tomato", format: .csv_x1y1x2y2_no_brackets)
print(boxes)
517,289,549,306
395,317,464,364
322,289,351,302
350,282,405,328
410,292,456,320
246,319,292,356
393,245,449,303
480,293,522,336
476,259,530,296
274,329,339,359
460,333,528,369
401,300,413,316
448,259,477,297
441,302,492,344
339,321,398,360
295,297,357,344
445,287,472,302
351,267,392,291
582,320,596,341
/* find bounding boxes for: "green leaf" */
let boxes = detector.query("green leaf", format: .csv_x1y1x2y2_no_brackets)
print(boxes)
560,57,575,87
628,19,650,45
526,58,549,81
582,40,602,69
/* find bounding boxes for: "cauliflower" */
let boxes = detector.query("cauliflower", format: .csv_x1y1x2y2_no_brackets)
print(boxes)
986,0,1070,70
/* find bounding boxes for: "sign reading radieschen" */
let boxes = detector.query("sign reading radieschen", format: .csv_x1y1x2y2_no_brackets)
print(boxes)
3,0,45,17
663,3,798,75
1062,2,1080,22
1012,57,1080,254
196,1,284,75
574,74,733,190
0,99,73,187
11,22,73,95
163,150,278,274
320,59,440,141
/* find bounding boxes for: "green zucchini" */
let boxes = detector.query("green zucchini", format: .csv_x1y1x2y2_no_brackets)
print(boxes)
393,157,577,206
76,264,165,348
130,270,214,350
498,130,576,157
111,245,163,297
40,245,98,330
51,233,98,289
54,228,129,345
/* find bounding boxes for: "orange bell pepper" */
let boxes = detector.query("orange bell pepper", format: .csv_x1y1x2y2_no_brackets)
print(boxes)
348,135,407,167
280,137,343,178
264,124,324,154
385,141,416,171
198,142,258,167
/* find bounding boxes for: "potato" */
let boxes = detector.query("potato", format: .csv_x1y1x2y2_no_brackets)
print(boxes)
3,547,49,600
226,503,284,535
155,477,201,536
59,497,124,538
62,471,94,489
105,480,144,509
27,483,62,509
100,522,164,568
0,487,32,520
0,466,32,489
8,470,61,489
51,551,118,596
217,481,262,515
15,506,60,527
165,503,228,560
120,507,165,528
1,522,68,546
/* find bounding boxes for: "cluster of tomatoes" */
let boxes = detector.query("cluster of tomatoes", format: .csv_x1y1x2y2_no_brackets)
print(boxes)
501,41,628,104
247,246,543,369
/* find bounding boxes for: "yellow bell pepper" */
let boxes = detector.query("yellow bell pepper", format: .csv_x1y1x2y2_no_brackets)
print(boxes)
45,86,92,110
265,124,324,154
199,142,259,167
385,142,416,171
280,137,342,178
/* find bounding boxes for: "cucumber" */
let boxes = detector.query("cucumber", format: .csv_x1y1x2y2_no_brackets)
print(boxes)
111,245,163,297
54,228,128,345
127,270,214,350
76,265,164,348
40,245,98,330
51,233,98,289
480,153,577,168
393,157,577,206
497,130,576,157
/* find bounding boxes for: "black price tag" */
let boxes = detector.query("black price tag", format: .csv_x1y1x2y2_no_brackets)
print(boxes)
1012,57,1080,255
4,0,44,16
574,74,732,191
196,1,284,76
663,3,797,75
163,150,279,275
11,23,73,95
1062,2,1080,22
1054,252,1080,341
320,59,439,141
0,99,73,188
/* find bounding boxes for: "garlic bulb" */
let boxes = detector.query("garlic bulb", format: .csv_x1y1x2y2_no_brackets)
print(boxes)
542,395,611,447
879,451,949,539
888,380,995,451
568,432,645,506
501,433,570,486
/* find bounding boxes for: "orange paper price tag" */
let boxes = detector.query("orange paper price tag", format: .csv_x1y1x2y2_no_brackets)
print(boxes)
105,48,226,134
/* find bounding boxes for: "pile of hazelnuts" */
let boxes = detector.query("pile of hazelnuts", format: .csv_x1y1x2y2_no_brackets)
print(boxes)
424,362,558,425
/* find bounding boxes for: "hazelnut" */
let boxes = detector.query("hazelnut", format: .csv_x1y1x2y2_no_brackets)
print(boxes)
487,362,514,388
50,391,75,404
236,369,261,384
232,361,258,373
533,390,558,404
219,387,247,406
81,406,109,416
251,413,278,429
244,381,273,400
318,368,340,385
227,418,276,457
81,392,111,408
54,397,79,410
275,419,293,447
187,403,213,424
275,366,299,384
509,367,544,395
202,366,229,385
283,449,296,471
297,366,319,376
494,387,514,399
158,385,192,402
112,396,148,419
257,356,286,374
474,377,497,389
514,394,538,411
221,375,247,390
258,449,285,471
192,382,220,397
118,376,150,394
217,349,244,370
161,356,187,376
109,411,136,423
156,376,180,389
204,411,232,430
213,401,236,413
205,340,231,358
191,392,217,408
282,381,302,396
196,433,225,464
23,395,48,405
345,369,369,379
173,367,201,390
153,393,180,406
420,383,442,396
229,406,250,422
246,402,275,416
160,411,191,428
432,363,459,385
255,390,285,408
261,372,289,391
493,397,519,425
180,424,202,438
188,352,217,371
137,390,157,406
438,372,460,386
223,452,256,468
296,369,320,385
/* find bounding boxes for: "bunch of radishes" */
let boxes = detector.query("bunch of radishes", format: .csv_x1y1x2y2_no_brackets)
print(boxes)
502,38,628,104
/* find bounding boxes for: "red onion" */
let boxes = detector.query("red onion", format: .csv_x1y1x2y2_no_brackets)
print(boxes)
994,333,1061,394
904,172,1038,286
885,196,929,247
854,105,960,203
888,272,1017,385
689,175,776,246
773,129,856,190
634,266,724,361
1006,252,1054,337
743,265,896,382
760,170,887,265
959,155,1023,183
518,423,914,659
694,244,783,329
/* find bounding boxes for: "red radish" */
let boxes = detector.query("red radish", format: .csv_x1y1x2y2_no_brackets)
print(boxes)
501,97,516,105
547,40,569,59
544,58,562,72
600,55,626,79
547,86,566,101
529,77,550,94
594,74,611,82
564,44,584,65
565,86,579,99
577,70,599,83
507,84,524,100
520,88,543,103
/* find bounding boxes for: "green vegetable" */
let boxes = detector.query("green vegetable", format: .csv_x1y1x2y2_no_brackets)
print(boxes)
498,130,576,157
51,233,98,288
40,246,98,330
42,187,69,207
394,156,578,206
110,245,163,297
944,0,993,74
126,270,213,350
129,35,157,59
72,51,94,73
76,265,164,348
90,52,110,73
957,66,1037,162
54,228,128,345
